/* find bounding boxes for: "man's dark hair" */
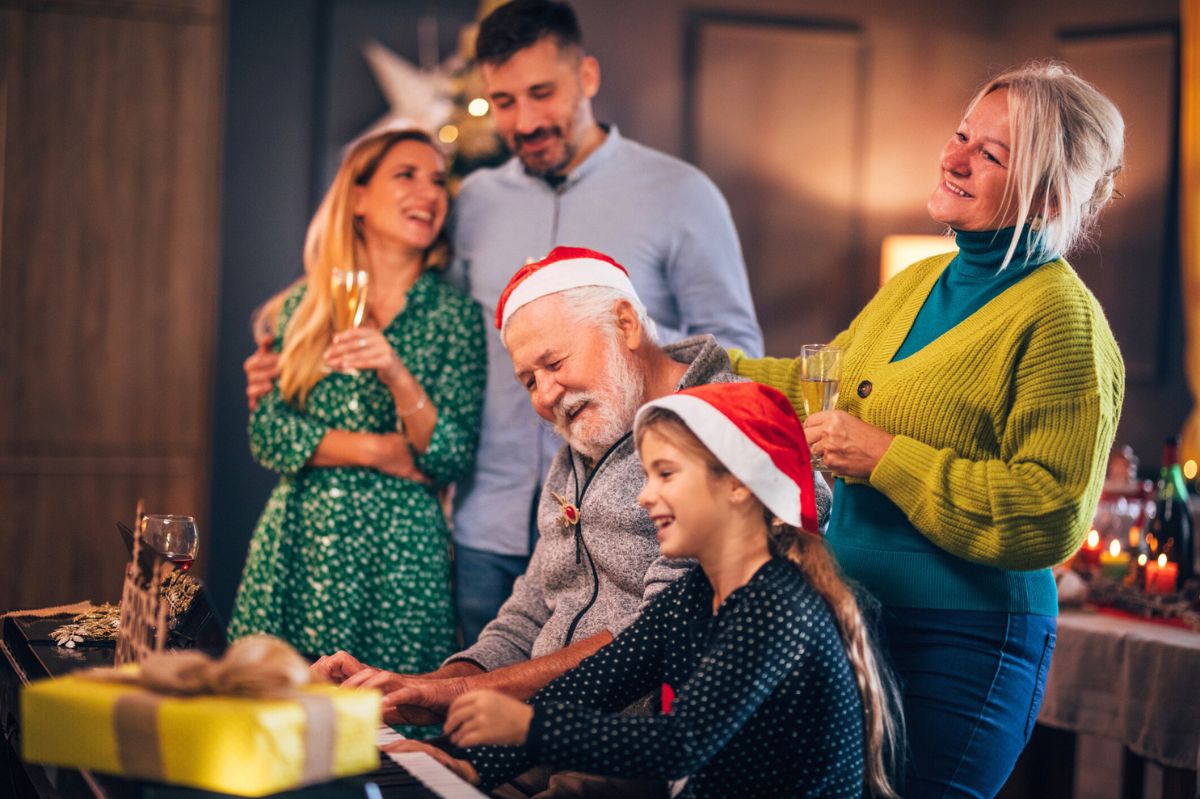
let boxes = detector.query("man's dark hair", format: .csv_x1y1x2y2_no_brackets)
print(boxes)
475,0,582,66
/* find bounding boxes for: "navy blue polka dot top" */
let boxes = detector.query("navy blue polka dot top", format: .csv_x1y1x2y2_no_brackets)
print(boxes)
466,557,867,797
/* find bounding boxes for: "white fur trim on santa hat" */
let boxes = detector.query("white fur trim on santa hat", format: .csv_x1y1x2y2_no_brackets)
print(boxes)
500,258,639,330
636,393,802,527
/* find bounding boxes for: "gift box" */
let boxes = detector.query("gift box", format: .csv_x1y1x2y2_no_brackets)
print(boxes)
21,638,381,796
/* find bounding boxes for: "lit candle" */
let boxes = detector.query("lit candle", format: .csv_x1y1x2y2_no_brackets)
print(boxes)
1076,529,1102,567
1099,539,1131,582
1145,554,1179,594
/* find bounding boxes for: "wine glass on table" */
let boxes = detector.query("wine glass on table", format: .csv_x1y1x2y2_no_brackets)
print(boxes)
329,267,369,375
800,344,842,472
142,514,199,572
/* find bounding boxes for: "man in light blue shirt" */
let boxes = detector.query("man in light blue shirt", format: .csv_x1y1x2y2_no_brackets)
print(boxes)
449,0,762,644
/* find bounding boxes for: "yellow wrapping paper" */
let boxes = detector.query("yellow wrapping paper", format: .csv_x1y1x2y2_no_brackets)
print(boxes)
21,643,381,796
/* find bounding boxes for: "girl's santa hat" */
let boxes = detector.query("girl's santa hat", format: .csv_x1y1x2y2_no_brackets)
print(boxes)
635,382,820,534
496,246,639,330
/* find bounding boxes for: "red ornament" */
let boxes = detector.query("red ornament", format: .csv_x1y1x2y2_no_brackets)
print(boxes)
661,682,675,715
550,491,580,529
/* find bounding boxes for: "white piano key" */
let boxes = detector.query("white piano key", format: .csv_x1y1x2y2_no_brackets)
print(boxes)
386,752,487,799
376,724,407,748
376,724,486,799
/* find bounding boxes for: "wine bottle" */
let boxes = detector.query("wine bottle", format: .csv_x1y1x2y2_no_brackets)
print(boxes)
1146,436,1195,588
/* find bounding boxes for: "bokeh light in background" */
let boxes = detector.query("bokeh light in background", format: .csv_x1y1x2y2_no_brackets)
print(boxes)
880,234,958,285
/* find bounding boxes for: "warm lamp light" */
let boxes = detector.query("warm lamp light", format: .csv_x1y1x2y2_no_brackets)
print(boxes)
880,235,958,285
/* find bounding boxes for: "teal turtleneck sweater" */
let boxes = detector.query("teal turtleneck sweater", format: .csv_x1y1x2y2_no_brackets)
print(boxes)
830,225,1061,614
893,226,1050,361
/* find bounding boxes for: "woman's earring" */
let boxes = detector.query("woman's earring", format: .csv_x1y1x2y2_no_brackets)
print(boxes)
1030,215,1044,231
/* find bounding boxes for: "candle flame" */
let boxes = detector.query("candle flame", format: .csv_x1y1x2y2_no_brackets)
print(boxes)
1108,539,1121,557
1086,529,1100,549
1157,553,1168,568
1138,553,1148,566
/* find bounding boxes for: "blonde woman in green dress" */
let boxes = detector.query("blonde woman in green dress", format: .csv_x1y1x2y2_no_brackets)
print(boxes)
230,129,486,693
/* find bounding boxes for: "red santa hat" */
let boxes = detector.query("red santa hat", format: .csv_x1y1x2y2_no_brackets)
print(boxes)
635,382,820,534
495,246,640,330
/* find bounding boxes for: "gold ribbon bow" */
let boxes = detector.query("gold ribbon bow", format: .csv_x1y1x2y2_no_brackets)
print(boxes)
82,635,335,784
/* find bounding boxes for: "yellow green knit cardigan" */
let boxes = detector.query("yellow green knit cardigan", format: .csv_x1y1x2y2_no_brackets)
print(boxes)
732,254,1124,572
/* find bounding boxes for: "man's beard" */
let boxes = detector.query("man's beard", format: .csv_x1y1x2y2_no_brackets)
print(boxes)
513,126,575,177
552,336,644,462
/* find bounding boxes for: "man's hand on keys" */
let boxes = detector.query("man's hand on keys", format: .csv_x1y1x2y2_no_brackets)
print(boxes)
310,650,370,684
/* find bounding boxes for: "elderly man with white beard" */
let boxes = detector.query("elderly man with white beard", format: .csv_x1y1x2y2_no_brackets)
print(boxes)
312,248,832,736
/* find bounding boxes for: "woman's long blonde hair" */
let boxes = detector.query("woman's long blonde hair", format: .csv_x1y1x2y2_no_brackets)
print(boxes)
637,410,903,798
255,128,450,405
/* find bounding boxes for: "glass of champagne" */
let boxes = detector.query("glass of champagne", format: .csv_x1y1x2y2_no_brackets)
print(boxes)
329,267,369,374
142,514,199,572
800,344,842,471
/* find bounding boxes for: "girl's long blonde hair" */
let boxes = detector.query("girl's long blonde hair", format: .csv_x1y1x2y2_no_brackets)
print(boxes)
255,128,450,405
637,410,903,799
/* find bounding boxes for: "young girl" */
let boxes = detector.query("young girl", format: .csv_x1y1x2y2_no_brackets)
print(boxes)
400,382,899,798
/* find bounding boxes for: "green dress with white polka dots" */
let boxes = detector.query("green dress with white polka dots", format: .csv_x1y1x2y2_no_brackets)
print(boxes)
229,271,486,684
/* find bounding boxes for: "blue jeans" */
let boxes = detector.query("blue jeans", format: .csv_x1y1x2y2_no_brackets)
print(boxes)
454,543,530,647
883,608,1057,799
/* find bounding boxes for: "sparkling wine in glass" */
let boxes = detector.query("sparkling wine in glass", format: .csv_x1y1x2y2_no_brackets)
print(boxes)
142,514,199,572
800,344,842,471
329,267,369,375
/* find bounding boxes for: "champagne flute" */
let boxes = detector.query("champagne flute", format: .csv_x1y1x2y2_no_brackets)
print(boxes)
329,267,369,375
142,514,199,572
800,344,842,471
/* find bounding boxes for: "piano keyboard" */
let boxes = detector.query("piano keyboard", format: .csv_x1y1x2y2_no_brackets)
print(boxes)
373,724,488,799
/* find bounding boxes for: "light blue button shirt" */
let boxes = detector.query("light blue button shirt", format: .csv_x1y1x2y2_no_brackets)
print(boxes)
447,126,763,556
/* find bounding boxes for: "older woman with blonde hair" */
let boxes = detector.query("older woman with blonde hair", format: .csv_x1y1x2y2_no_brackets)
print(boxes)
733,62,1125,796
229,128,486,701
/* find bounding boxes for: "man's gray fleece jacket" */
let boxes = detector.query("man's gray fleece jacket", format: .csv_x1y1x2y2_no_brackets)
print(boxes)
449,335,833,671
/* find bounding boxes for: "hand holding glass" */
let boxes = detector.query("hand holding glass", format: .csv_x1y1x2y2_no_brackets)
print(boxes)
800,344,842,471
329,267,369,374
142,514,199,572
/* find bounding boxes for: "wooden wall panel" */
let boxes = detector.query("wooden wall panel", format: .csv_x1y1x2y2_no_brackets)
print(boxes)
0,1,219,20
0,2,222,610
688,15,866,356
1057,28,1178,384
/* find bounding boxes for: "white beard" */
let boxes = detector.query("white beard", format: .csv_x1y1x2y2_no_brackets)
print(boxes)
552,336,644,462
